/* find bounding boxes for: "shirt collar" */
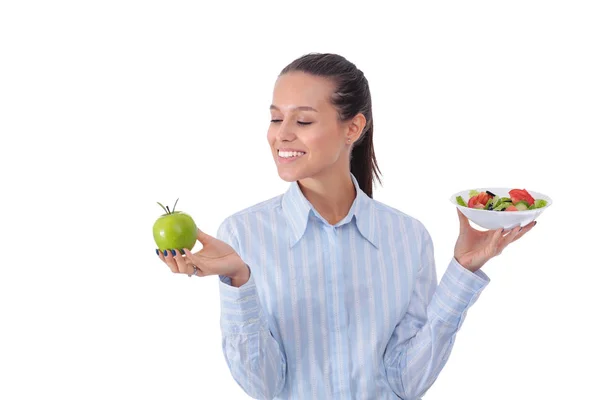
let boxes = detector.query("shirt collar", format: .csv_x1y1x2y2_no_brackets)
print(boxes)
281,173,379,249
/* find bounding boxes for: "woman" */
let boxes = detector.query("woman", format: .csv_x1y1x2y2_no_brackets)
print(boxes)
158,53,536,400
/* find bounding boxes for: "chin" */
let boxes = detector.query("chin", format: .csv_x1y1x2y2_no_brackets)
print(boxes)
277,170,301,183
276,166,312,183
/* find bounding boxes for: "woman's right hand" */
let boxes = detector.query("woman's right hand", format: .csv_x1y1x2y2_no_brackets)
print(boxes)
157,227,249,284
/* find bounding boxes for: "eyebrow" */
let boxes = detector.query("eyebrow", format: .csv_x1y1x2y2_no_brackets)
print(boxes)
270,105,318,112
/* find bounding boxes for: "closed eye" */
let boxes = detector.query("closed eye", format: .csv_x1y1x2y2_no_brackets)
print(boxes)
270,119,313,126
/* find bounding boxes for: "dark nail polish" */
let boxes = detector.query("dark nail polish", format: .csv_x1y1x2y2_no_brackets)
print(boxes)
156,249,159,256
519,227,523,232
171,249,176,256
163,250,168,257
534,221,538,226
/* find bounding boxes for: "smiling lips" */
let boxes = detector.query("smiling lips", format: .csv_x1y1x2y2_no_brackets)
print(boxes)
277,149,306,163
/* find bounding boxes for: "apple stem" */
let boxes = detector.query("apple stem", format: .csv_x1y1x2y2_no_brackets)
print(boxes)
157,202,169,214
173,198,179,213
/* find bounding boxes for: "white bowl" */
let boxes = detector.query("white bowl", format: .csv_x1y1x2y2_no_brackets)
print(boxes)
449,187,552,230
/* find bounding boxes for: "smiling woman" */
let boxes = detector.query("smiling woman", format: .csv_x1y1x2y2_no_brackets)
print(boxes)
157,52,536,400
268,56,381,201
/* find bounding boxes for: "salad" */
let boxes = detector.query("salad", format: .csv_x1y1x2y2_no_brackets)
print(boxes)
456,188,547,211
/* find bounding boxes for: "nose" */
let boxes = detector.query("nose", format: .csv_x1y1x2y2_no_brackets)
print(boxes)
276,119,297,142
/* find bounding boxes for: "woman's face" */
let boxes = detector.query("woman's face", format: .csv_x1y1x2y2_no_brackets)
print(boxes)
267,72,351,183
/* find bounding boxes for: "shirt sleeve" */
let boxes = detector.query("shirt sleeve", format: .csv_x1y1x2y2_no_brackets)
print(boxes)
216,217,287,400
383,225,489,399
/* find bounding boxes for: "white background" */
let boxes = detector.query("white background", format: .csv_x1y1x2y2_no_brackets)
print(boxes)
1,1,599,399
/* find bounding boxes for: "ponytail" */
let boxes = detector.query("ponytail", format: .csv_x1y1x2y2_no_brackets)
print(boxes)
350,120,381,198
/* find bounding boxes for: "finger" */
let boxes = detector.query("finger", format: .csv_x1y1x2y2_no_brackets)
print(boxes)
172,249,193,275
510,220,537,243
490,227,504,246
183,248,206,272
484,227,505,256
162,249,178,273
498,225,521,252
456,208,470,233
157,249,173,270
189,263,205,277
196,227,211,245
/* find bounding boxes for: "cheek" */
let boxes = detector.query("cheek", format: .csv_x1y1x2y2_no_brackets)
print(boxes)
306,130,343,158
266,127,276,146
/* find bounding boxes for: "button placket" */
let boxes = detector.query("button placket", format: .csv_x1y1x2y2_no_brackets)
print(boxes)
327,225,351,398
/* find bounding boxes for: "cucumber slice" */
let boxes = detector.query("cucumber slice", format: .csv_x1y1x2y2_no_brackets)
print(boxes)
499,197,511,203
484,197,495,210
456,196,467,207
533,199,547,209
515,201,529,211
491,195,501,208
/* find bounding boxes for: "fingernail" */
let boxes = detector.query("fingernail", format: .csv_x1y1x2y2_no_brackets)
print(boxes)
519,227,523,232
534,221,538,226
171,249,176,256
163,250,168,257
156,249,159,256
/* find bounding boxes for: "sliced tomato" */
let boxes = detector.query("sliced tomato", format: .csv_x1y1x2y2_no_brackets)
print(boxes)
505,205,518,211
467,191,492,208
479,192,492,206
509,189,535,206
470,192,492,208
475,193,484,204
468,195,479,208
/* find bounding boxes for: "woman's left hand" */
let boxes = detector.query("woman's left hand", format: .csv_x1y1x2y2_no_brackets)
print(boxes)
453,208,537,272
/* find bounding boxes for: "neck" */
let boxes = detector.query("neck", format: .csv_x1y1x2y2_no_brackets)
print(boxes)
298,170,356,225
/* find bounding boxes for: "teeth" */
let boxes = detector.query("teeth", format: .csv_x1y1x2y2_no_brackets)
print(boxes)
279,151,305,158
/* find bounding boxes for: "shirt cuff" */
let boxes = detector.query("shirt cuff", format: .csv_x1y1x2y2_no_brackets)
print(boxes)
218,268,269,335
429,257,490,329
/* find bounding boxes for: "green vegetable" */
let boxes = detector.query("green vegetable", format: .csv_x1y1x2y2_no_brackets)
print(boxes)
515,201,529,211
533,199,547,209
491,195,502,208
456,196,468,207
469,190,479,197
493,202,512,211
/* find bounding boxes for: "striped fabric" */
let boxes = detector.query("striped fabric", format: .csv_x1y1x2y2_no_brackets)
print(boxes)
217,174,489,400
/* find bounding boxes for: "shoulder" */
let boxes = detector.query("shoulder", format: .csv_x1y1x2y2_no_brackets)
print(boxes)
216,194,283,241
369,197,431,245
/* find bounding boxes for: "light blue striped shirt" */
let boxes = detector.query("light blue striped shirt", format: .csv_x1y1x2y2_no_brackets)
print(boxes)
217,174,489,400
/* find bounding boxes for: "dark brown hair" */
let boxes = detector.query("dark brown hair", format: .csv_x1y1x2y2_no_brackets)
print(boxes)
280,53,382,198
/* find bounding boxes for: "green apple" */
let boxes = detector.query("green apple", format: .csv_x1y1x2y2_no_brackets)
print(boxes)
153,198,197,253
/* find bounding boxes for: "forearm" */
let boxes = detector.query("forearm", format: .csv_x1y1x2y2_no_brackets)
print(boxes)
385,312,461,398
384,258,489,399
219,271,286,399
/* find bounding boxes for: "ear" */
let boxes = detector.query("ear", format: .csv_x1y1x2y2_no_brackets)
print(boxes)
346,113,367,144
